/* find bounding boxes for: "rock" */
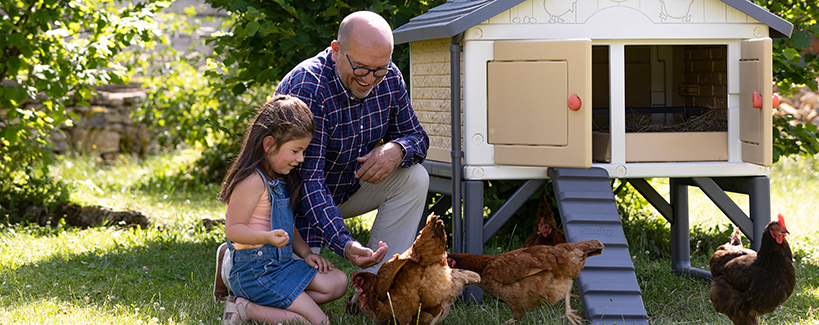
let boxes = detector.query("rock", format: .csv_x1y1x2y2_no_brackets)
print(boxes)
54,203,151,229
201,217,225,230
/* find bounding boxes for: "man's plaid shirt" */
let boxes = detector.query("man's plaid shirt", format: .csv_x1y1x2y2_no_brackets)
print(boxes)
275,47,429,257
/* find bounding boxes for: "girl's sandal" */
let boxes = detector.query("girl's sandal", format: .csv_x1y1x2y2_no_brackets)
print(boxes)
222,296,250,325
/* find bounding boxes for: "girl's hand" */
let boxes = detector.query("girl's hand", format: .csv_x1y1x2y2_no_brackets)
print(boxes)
267,229,289,248
303,253,334,274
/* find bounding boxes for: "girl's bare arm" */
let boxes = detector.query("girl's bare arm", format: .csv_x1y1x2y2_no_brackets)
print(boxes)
224,173,288,246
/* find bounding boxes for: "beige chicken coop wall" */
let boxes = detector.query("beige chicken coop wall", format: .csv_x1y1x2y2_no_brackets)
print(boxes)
410,38,463,163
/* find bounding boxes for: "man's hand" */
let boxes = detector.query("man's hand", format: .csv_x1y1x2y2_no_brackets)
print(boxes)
355,142,403,184
344,240,388,269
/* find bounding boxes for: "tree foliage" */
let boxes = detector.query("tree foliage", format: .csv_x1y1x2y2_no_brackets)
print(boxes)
3,0,819,224
758,0,819,162
203,0,446,96
0,0,168,218
141,0,445,185
760,0,819,95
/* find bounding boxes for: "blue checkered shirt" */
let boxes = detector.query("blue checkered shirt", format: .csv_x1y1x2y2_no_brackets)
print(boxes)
275,47,429,257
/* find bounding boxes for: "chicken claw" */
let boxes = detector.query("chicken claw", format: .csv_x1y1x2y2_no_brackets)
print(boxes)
564,293,583,325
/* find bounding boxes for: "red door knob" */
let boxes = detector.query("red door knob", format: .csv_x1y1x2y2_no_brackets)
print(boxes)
752,91,763,109
568,94,581,111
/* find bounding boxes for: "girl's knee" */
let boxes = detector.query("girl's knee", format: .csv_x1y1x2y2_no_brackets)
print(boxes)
310,314,330,325
329,269,348,297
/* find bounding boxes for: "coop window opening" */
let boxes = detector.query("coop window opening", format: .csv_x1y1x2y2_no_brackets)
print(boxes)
592,44,729,134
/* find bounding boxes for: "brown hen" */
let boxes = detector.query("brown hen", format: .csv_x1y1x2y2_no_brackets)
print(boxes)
448,240,604,325
709,214,795,325
523,195,567,247
352,213,480,325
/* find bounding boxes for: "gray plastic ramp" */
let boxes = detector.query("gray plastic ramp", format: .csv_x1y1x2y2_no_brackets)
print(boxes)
548,167,649,325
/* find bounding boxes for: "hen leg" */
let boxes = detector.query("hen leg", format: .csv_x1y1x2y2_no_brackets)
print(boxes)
563,292,582,325
501,318,517,325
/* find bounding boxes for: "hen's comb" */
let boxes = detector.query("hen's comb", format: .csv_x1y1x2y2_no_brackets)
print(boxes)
777,213,787,230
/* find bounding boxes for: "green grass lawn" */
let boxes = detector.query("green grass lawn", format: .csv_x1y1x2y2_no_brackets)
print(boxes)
1,150,818,324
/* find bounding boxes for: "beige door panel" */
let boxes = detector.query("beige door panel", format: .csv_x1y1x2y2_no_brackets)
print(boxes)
739,38,773,167
488,39,592,168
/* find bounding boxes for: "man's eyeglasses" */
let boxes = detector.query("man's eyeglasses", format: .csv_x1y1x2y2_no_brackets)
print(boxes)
344,51,392,78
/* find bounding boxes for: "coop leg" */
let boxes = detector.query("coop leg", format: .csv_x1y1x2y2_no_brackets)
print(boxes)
669,178,711,280
748,176,771,251
462,179,484,303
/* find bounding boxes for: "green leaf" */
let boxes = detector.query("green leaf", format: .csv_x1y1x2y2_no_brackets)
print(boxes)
782,48,800,61
246,21,260,36
231,82,247,96
7,33,25,48
789,30,812,49
321,7,339,17
229,0,248,12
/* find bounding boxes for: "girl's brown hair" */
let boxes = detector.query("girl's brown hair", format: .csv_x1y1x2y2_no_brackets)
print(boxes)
218,95,315,206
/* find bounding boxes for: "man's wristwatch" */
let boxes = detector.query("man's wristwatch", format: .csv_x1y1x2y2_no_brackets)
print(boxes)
397,143,406,157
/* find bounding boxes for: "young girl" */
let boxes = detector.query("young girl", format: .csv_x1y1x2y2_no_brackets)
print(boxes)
219,95,348,325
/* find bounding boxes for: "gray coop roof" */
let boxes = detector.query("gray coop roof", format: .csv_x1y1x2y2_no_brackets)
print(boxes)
393,0,793,44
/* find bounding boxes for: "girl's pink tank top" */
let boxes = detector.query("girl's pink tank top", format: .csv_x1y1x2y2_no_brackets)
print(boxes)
232,182,272,250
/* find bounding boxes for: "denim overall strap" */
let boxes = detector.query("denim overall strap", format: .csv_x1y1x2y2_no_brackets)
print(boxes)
254,168,293,263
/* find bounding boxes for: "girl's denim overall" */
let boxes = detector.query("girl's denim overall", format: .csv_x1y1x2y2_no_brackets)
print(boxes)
227,169,317,308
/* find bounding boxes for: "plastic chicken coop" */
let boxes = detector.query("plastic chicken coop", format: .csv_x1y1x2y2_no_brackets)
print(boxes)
393,0,792,323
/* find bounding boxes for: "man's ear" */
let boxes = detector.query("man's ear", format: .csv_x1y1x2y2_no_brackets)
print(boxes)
331,40,340,61
263,136,276,153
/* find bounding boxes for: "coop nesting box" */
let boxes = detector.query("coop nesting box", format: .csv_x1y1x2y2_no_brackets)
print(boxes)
394,0,792,180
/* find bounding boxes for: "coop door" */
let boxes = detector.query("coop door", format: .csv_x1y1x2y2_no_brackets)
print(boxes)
739,38,773,167
487,39,592,168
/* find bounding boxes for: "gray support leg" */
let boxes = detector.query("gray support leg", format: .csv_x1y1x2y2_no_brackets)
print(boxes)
670,178,712,280
670,178,689,276
461,179,484,302
748,176,771,251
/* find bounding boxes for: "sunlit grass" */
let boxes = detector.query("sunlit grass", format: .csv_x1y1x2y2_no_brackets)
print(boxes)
0,221,224,325
2,150,818,324
49,149,225,228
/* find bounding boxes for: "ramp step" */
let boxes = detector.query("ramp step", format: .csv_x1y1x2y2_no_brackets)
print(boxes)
549,167,610,178
548,167,649,324
563,212,623,223
581,282,643,294
584,259,636,270
559,191,616,201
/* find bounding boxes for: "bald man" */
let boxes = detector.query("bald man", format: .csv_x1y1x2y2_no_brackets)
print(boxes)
214,10,430,305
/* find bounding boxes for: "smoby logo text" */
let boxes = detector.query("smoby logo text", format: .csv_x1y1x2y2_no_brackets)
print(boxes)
579,227,614,237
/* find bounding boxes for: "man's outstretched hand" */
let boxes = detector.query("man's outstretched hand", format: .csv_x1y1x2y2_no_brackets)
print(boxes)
344,240,388,269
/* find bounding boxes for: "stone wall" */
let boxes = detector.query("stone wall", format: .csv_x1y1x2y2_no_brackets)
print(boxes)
48,85,160,160
48,1,228,160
